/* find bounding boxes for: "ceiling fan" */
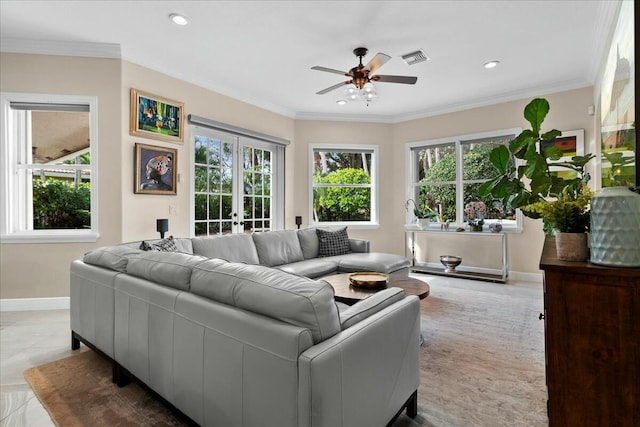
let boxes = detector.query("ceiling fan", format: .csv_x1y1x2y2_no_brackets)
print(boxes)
311,47,418,95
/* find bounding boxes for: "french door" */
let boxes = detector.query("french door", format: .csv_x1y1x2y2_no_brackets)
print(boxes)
192,127,281,236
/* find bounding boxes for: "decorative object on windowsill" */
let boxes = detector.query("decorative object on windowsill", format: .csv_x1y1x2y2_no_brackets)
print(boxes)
405,197,437,229
488,222,503,233
156,218,169,239
440,220,451,231
590,186,640,267
440,255,462,273
465,201,486,232
479,98,595,261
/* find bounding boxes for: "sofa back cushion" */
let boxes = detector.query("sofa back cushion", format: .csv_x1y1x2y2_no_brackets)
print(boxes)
126,251,209,291
190,259,340,343
191,234,259,264
252,230,304,267
83,246,143,272
121,238,194,254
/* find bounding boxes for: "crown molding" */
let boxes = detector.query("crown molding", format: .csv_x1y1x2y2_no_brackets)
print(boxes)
296,77,592,124
395,78,593,123
0,38,121,59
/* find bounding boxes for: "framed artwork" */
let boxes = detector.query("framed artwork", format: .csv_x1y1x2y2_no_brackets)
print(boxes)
599,0,635,187
130,89,184,143
134,143,177,195
540,129,584,180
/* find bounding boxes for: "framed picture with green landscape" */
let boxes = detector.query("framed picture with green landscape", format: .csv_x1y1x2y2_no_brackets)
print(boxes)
130,89,184,144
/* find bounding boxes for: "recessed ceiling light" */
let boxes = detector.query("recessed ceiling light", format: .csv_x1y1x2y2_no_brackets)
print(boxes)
336,100,347,106
483,60,500,69
169,13,189,26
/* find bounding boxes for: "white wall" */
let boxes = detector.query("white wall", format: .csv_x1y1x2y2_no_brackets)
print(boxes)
120,61,296,242
0,51,597,300
0,52,122,298
291,86,596,275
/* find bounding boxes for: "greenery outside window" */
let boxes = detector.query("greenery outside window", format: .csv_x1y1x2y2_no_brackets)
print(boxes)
310,144,378,228
1,93,98,243
406,129,522,231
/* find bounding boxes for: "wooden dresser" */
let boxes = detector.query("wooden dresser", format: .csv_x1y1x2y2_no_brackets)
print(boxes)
539,236,640,427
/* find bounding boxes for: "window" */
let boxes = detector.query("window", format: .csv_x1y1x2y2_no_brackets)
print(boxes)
191,124,285,236
310,144,378,228
1,93,98,243
406,129,522,231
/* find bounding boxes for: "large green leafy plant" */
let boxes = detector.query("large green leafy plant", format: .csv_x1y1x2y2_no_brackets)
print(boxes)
479,98,594,233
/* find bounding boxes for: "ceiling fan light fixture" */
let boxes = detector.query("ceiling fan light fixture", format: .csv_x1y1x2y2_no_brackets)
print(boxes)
346,84,358,94
169,13,189,26
363,82,375,93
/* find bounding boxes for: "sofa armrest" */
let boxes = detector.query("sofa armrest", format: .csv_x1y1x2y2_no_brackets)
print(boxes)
348,238,370,253
298,296,420,427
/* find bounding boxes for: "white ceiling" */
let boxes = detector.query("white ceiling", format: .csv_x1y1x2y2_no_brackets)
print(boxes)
0,1,618,122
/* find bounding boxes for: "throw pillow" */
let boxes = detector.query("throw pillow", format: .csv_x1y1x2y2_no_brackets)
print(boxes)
149,236,178,252
139,241,153,251
316,227,350,257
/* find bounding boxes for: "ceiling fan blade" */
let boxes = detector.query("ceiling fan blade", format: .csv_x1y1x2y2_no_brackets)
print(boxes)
311,66,350,77
365,53,391,74
316,80,352,95
371,74,418,84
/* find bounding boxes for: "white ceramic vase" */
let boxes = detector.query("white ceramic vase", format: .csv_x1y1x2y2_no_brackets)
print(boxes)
590,186,640,267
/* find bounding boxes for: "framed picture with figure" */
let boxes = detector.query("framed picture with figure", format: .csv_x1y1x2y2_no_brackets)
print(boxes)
134,143,177,195
130,89,184,143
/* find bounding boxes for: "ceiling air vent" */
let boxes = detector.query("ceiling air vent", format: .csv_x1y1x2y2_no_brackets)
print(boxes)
401,49,429,66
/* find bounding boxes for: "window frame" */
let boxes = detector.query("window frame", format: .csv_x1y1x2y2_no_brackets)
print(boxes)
308,143,379,229
405,128,523,232
0,92,99,243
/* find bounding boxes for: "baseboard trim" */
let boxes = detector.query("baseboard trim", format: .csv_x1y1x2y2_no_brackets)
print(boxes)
508,271,543,283
0,297,70,312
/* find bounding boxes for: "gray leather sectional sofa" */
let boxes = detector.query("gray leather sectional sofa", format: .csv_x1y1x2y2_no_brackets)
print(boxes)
70,228,419,426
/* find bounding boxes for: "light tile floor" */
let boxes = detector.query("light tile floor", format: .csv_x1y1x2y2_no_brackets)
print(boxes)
0,310,84,426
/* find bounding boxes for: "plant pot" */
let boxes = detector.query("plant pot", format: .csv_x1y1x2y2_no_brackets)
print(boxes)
590,186,640,267
417,218,431,229
555,232,588,262
469,224,483,232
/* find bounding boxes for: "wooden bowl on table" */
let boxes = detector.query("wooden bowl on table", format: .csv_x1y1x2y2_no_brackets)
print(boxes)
348,272,389,289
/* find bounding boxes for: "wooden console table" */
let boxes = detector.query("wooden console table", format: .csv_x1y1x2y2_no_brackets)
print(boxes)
405,227,508,283
540,236,639,427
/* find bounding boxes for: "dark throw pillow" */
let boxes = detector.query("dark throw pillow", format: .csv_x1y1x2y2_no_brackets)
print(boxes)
141,236,178,252
316,227,350,257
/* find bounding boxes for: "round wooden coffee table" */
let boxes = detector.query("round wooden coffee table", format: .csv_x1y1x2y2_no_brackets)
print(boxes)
322,273,430,305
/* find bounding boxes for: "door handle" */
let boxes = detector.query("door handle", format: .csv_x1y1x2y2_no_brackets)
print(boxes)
233,221,245,226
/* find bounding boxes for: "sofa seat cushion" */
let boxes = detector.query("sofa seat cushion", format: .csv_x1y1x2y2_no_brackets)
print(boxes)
252,230,304,267
276,259,339,279
126,251,209,291
332,252,411,274
83,246,143,272
190,260,340,343
191,234,259,264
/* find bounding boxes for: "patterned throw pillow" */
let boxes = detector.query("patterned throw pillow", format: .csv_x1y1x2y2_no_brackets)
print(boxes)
316,227,350,257
140,236,178,252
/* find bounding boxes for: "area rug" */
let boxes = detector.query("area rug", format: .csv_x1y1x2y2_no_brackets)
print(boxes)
24,276,546,427
394,275,547,427
23,350,188,426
